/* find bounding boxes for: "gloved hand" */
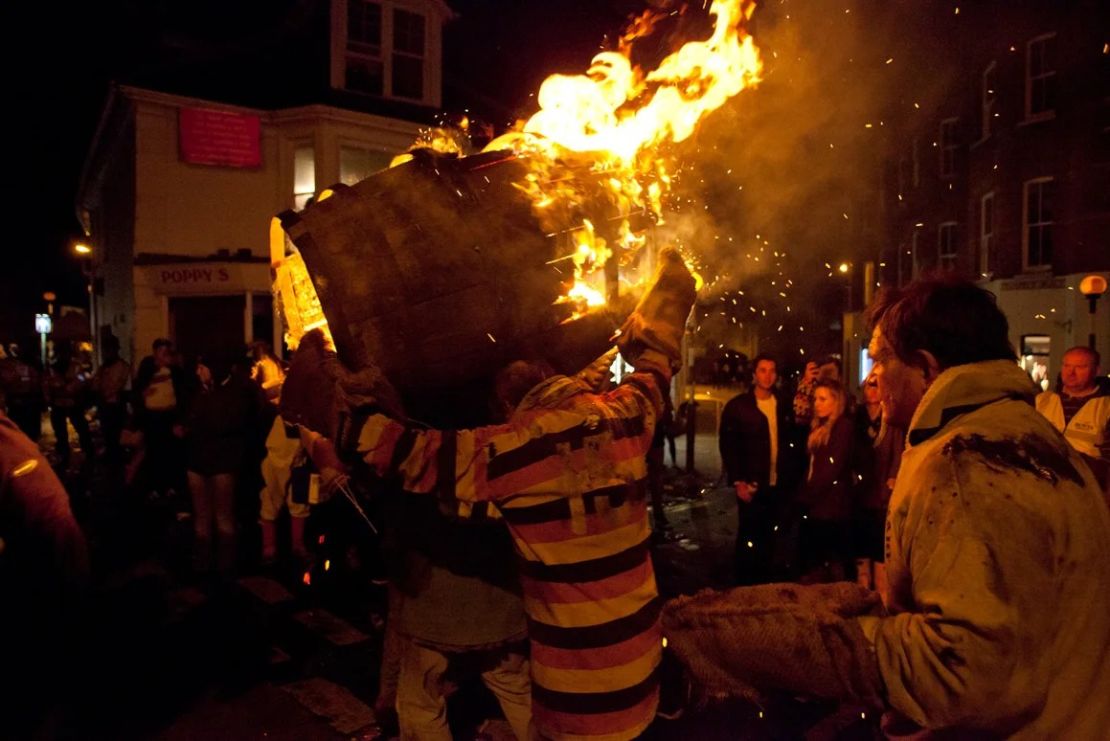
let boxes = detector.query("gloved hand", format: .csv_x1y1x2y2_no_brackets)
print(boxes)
615,246,697,373
662,582,885,708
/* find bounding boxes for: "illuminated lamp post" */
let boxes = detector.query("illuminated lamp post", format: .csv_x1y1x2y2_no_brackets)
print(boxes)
73,241,97,369
1079,274,1107,352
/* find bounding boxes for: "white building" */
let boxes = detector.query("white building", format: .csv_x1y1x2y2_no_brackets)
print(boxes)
77,0,452,365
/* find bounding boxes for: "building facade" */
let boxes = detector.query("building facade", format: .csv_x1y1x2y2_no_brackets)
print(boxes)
78,0,452,366
876,0,1109,379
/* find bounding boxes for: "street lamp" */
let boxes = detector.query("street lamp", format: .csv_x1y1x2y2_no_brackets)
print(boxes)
72,240,97,368
1079,274,1107,351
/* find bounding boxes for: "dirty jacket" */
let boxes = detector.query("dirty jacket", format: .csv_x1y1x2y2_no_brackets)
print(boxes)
858,360,1110,739
344,369,666,741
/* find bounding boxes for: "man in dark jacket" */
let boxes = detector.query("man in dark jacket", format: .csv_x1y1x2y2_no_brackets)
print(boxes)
718,354,804,584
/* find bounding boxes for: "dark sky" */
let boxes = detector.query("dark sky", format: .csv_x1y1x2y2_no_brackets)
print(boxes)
2,1,651,342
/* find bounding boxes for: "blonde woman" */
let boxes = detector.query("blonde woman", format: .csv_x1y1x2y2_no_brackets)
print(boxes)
796,377,855,582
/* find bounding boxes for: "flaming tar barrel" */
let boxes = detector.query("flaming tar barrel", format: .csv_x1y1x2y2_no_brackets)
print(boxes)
277,149,629,424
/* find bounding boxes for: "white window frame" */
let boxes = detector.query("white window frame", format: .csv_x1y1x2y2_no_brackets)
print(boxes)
331,0,437,106
939,118,958,179
938,221,958,271
1025,33,1057,122
980,62,997,141
979,191,995,277
1022,177,1054,271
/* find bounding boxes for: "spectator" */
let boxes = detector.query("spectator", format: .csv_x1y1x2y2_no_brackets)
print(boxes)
133,339,188,498
719,354,805,584
1,410,89,735
182,353,264,575
258,415,310,565
45,346,93,470
796,378,854,582
0,342,44,441
250,340,286,404
1035,346,1110,491
93,334,131,464
851,371,891,592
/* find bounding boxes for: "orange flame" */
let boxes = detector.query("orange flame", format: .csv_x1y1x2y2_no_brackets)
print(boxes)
486,0,762,314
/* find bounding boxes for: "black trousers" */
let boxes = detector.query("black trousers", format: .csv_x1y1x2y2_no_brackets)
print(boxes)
734,489,779,585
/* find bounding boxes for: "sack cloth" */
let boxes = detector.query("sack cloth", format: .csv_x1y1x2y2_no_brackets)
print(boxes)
662,581,885,708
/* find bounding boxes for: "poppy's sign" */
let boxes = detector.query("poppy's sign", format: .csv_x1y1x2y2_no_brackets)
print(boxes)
142,262,269,296
179,108,262,168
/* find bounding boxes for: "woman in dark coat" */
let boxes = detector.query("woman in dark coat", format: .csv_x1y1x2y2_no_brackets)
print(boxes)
183,354,264,574
796,378,855,582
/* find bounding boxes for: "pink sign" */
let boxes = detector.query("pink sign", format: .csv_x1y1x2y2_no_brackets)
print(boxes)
179,108,261,168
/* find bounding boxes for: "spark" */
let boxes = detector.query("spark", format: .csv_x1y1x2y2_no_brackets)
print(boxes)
487,333,497,343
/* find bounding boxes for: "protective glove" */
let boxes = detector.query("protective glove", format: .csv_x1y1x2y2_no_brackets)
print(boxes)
615,246,697,374
662,582,885,709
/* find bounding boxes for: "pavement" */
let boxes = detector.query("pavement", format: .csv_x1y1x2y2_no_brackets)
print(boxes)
33,408,880,740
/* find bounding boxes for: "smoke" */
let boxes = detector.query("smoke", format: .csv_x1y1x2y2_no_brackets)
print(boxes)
654,0,959,361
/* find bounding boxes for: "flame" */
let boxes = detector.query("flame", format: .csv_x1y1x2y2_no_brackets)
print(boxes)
486,0,761,314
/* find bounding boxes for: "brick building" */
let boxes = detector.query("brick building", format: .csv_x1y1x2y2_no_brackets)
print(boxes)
877,0,1109,379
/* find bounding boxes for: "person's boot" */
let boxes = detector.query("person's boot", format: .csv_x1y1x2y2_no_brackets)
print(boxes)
290,516,309,559
260,520,278,565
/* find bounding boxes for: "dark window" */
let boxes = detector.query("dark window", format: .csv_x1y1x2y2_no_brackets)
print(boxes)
346,57,384,95
391,9,425,100
1026,34,1057,118
347,0,381,52
393,9,425,55
1024,179,1054,268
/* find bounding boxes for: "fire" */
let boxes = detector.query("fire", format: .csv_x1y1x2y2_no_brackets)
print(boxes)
485,0,762,315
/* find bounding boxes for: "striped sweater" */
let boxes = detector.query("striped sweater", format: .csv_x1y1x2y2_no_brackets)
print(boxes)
350,369,666,740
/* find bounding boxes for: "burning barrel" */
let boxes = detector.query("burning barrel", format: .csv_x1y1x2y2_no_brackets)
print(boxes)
276,149,633,423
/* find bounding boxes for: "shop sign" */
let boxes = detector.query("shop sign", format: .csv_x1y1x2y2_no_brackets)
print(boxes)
179,108,262,168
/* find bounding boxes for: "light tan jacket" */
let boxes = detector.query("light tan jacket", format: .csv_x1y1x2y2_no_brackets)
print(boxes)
859,360,1110,739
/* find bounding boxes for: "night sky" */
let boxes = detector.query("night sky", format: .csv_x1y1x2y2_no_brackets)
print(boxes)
3,1,649,343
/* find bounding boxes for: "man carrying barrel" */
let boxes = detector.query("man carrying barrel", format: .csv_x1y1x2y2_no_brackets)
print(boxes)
290,248,696,741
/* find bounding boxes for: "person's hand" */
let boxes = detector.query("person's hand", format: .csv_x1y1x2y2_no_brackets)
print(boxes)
299,428,349,498
803,361,819,383
615,246,697,373
734,481,757,503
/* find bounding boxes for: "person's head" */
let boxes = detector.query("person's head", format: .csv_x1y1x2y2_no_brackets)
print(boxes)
103,334,120,361
817,356,841,381
861,370,881,407
751,353,777,394
152,338,174,368
492,359,555,422
867,276,1015,428
250,340,272,362
1060,346,1100,396
812,378,845,423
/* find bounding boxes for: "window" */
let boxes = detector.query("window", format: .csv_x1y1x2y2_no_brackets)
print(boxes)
938,222,958,271
392,8,425,100
339,1,429,102
911,137,920,187
981,62,997,140
979,192,994,277
1026,33,1057,120
293,146,315,210
1023,177,1054,270
340,146,393,185
346,0,384,95
939,118,958,179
